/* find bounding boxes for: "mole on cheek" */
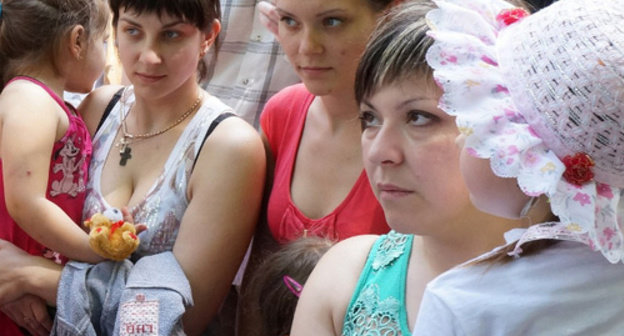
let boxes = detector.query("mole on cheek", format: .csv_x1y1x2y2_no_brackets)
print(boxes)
26,171,32,176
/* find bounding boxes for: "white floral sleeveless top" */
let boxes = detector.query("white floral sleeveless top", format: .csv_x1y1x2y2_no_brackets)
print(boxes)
83,86,233,258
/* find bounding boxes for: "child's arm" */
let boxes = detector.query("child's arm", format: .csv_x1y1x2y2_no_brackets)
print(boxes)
0,85,102,263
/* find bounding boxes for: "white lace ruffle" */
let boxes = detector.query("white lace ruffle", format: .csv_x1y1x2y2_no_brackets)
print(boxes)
426,0,624,263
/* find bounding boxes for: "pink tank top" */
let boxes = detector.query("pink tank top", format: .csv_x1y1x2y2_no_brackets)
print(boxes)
0,76,92,264
0,76,92,335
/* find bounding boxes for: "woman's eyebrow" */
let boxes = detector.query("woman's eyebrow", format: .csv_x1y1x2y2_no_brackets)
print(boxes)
118,18,185,28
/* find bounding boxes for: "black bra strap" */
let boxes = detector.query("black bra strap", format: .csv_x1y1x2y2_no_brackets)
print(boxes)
192,112,237,172
95,88,124,136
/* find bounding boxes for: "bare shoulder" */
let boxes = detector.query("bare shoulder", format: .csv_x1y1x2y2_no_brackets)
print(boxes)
78,85,124,134
0,81,64,128
291,235,379,335
203,115,263,150
189,114,265,197
317,234,379,277
194,115,264,169
307,234,379,298
0,80,57,112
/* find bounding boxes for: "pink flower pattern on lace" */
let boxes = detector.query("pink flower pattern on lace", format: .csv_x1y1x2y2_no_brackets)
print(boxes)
439,51,457,65
597,183,614,199
603,227,616,241
527,126,539,138
573,192,591,206
524,151,538,166
481,55,498,66
492,85,509,94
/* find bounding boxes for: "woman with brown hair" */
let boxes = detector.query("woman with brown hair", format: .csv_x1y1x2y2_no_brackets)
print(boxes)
290,2,526,334
0,0,265,334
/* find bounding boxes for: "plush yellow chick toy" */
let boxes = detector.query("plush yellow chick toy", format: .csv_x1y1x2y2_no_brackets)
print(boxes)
84,208,140,261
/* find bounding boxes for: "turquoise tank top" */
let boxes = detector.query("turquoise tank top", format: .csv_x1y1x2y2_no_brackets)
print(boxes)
342,230,413,335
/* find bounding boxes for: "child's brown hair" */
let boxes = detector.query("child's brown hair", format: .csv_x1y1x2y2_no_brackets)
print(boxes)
246,236,334,336
0,0,110,87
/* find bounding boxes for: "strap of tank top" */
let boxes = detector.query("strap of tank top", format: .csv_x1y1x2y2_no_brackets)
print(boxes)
8,76,72,116
95,88,124,136
191,112,237,172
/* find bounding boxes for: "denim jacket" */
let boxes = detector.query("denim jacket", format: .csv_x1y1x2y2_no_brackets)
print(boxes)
52,252,193,336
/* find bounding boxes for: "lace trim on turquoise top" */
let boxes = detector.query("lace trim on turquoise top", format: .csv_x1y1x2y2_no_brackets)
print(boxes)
342,231,413,336
342,284,403,336
373,231,409,270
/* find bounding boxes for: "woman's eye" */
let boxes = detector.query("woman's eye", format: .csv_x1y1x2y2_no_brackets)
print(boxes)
124,27,139,36
359,110,379,130
280,16,298,28
163,30,180,39
407,110,435,126
323,17,343,27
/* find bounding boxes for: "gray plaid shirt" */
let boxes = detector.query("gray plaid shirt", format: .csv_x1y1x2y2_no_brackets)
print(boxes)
202,0,300,128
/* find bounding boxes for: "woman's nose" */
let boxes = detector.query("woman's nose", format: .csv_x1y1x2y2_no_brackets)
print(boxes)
364,125,404,166
298,28,323,55
138,42,162,64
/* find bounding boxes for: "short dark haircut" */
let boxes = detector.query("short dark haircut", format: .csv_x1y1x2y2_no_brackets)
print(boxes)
355,1,436,105
109,0,221,82
109,0,220,31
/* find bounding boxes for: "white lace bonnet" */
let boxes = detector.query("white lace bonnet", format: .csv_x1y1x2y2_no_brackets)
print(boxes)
426,0,624,262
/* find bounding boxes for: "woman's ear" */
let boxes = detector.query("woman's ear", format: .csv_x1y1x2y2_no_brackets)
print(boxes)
68,25,87,60
200,19,222,57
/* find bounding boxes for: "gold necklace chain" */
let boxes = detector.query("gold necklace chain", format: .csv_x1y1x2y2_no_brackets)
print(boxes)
116,91,203,166
121,93,203,140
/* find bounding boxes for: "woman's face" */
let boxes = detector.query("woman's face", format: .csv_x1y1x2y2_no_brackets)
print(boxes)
116,7,219,99
361,76,477,235
457,135,533,219
275,0,380,97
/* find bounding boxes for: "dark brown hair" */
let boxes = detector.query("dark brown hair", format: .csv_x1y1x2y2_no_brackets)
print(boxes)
245,236,334,336
109,0,221,82
366,0,400,12
354,0,534,107
355,1,436,107
0,0,110,88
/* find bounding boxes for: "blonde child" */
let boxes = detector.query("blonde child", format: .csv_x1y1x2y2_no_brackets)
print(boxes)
0,0,110,333
414,0,624,334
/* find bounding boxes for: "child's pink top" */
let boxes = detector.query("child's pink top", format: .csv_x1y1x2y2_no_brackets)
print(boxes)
0,76,92,264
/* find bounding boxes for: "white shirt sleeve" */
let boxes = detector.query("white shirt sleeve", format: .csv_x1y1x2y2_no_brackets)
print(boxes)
412,286,465,336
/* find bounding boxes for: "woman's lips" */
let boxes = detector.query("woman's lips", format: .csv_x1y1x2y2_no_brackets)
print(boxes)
298,66,332,77
135,72,166,83
377,183,413,200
